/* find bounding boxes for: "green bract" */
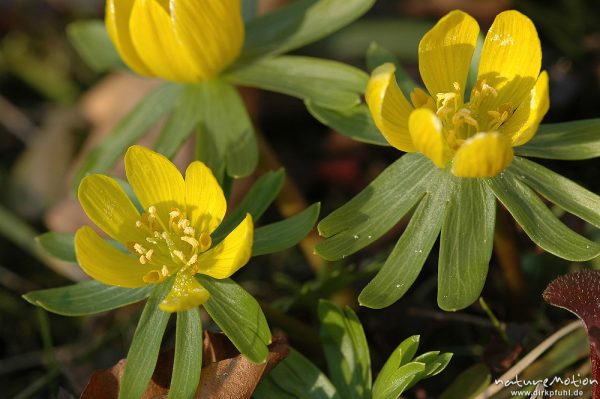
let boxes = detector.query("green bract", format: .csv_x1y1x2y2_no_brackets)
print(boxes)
254,300,451,398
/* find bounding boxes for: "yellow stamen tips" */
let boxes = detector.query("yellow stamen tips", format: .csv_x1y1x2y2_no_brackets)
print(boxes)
133,243,146,255
181,236,199,249
142,265,170,284
187,254,198,267
199,233,212,252
173,250,186,263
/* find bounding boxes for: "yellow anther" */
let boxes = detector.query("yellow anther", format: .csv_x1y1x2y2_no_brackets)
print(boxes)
184,226,195,236
199,233,212,252
148,206,157,215
452,82,460,91
139,255,147,264
187,254,198,266
133,243,146,255
173,250,186,262
169,209,181,219
181,236,199,248
161,265,170,277
145,249,154,260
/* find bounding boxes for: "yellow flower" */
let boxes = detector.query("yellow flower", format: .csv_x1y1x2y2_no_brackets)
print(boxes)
366,10,549,178
75,145,253,312
106,0,244,83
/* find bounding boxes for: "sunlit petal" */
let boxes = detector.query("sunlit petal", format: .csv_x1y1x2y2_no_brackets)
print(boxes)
418,10,479,100
452,132,513,177
185,161,227,235
477,10,541,113
365,63,415,152
105,0,152,76
502,71,550,146
197,214,253,279
171,0,244,80
75,226,153,288
408,108,452,168
125,145,185,227
159,272,210,312
129,0,201,82
78,174,146,245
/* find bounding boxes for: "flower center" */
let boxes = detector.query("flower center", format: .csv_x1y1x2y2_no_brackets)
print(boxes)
434,80,515,150
129,206,211,284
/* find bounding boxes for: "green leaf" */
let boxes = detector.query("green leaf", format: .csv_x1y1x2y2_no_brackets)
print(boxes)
67,20,123,73
23,281,153,316
120,281,172,399
212,169,285,243
371,362,425,399
228,56,367,109
253,203,320,257
439,364,491,399
242,0,258,21
405,351,452,390
358,169,452,309
438,178,495,311
154,84,205,159
73,83,183,190
169,308,202,399
254,349,341,399
316,153,434,261
196,79,258,179
366,42,417,95
514,119,600,160
306,102,389,146
318,300,371,399
242,0,375,60
511,157,600,229
373,335,420,394
36,232,76,263
198,276,271,364
487,170,600,261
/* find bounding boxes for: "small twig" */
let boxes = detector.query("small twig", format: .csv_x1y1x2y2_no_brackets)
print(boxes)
479,297,511,346
475,320,583,399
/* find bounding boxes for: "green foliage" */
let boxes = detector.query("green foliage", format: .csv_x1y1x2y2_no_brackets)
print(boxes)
197,276,271,364
488,164,600,261
319,300,371,399
120,281,172,399
254,349,341,399
439,364,491,399
515,119,600,160
72,83,183,190
256,300,451,398
438,179,495,311
212,169,285,243
253,203,321,256
36,232,76,263
22,281,152,316
306,102,389,146
67,21,122,72
241,0,376,60
170,309,203,399
228,56,367,109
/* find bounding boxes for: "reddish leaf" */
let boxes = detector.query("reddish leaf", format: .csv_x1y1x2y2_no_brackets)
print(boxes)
81,333,289,399
543,270,600,399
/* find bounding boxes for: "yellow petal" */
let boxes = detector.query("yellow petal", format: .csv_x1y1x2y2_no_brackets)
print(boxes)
197,213,253,279
365,63,415,152
452,132,513,178
171,0,244,80
418,10,479,100
105,0,153,76
159,272,210,312
502,71,550,146
477,10,541,113
75,226,154,288
129,0,202,82
185,161,227,235
410,87,436,110
125,145,185,228
78,174,146,245
408,108,452,168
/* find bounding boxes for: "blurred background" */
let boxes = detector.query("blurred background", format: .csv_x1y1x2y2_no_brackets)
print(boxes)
1,0,600,397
